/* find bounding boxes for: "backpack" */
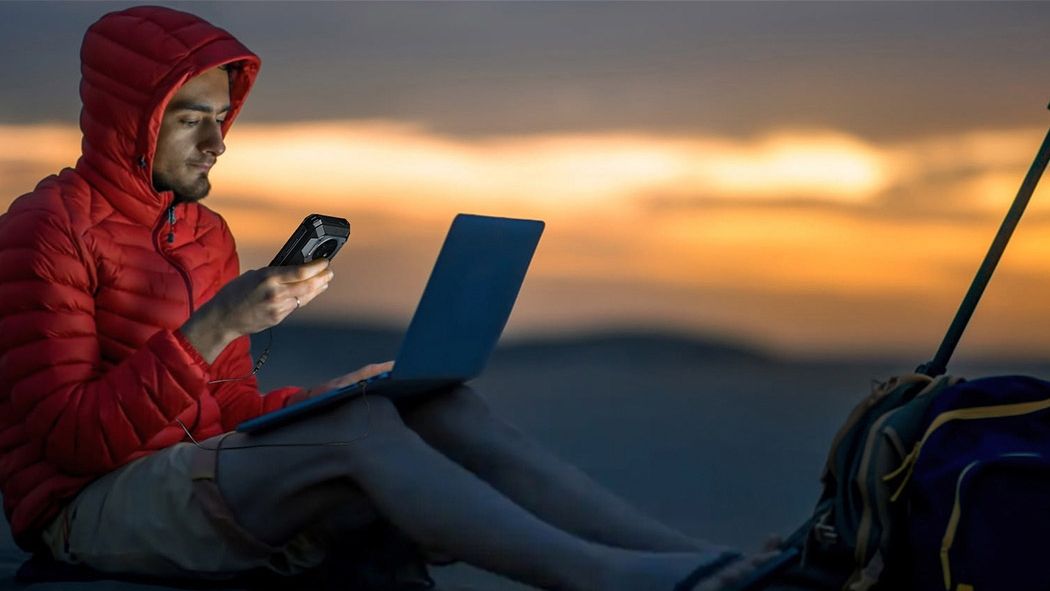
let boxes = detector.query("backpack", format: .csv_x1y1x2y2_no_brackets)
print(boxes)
738,374,1050,591
731,104,1050,591
900,375,1050,591
735,374,963,591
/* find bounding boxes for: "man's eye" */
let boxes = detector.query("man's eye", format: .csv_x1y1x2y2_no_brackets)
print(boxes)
181,119,200,127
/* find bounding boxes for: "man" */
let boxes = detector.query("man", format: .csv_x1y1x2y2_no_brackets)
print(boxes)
0,7,761,590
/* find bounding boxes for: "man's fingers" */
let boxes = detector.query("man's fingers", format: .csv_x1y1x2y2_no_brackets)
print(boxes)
281,268,334,304
297,273,332,295
349,362,395,383
296,258,332,280
300,267,335,290
327,361,396,389
268,258,331,283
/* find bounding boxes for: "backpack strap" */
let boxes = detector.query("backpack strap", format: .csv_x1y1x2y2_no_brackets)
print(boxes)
885,395,1050,502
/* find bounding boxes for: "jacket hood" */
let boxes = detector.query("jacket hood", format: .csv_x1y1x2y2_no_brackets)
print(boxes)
75,5,260,225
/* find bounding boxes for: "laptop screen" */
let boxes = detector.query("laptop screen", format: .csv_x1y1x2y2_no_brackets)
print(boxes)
391,214,544,381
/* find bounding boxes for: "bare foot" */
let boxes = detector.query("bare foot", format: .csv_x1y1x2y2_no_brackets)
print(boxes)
600,547,740,591
688,550,782,591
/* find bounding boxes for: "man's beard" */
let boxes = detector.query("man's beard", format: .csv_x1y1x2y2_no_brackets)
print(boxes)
152,171,211,204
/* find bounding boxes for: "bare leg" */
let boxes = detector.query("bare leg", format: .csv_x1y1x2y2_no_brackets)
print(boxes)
212,394,734,591
402,386,710,553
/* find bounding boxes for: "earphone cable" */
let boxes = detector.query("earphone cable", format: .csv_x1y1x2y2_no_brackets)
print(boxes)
176,383,373,450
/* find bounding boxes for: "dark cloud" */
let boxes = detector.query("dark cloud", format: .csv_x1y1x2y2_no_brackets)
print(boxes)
2,1,1049,141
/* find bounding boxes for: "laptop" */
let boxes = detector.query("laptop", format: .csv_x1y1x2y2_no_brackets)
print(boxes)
236,213,545,434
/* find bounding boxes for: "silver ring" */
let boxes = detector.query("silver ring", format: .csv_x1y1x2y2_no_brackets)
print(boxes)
294,296,301,310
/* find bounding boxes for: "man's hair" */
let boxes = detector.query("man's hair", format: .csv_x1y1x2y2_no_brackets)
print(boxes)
217,61,243,93
218,60,244,73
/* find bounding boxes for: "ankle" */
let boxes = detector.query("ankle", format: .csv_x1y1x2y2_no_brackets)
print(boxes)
600,548,741,591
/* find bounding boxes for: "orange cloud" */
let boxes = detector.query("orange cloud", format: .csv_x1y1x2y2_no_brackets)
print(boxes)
2,122,1049,357
214,122,896,215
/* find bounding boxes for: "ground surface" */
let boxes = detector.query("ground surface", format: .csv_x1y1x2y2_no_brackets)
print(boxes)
3,321,1045,590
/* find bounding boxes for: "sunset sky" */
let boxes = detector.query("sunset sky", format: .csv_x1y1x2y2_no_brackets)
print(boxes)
2,1,1050,359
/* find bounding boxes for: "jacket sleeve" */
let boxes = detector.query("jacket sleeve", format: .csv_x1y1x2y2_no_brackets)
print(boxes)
208,335,301,432
0,205,211,476
206,217,301,432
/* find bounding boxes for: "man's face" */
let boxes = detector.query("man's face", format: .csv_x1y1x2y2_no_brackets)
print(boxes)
153,67,231,203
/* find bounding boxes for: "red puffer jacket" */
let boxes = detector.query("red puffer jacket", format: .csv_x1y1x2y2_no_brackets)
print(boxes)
0,6,300,550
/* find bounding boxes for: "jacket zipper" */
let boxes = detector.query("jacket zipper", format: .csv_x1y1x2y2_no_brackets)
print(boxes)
154,204,195,313
154,204,204,437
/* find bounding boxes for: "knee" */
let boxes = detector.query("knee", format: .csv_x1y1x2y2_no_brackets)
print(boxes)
341,393,406,435
320,394,412,451
438,385,493,419
406,385,492,431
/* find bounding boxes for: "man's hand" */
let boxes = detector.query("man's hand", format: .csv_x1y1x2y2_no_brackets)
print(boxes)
180,258,334,363
288,361,395,405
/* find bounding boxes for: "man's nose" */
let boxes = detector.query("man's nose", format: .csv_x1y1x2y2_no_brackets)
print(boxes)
200,121,226,157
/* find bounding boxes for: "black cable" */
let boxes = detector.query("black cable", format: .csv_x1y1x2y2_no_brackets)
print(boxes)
207,328,273,384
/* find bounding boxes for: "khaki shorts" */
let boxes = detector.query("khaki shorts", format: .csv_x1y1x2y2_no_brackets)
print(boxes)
41,434,328,579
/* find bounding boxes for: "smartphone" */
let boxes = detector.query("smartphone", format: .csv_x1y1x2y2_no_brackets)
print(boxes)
269,214,351,266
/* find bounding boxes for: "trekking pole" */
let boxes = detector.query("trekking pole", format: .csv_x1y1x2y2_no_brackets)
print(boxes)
917,102,1050,377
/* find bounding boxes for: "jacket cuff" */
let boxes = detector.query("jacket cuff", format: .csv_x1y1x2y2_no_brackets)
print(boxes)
172,327,213,375
265,386,305,412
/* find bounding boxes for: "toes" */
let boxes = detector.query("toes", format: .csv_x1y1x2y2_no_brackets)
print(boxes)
761,534,784,552
693,551,781,591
